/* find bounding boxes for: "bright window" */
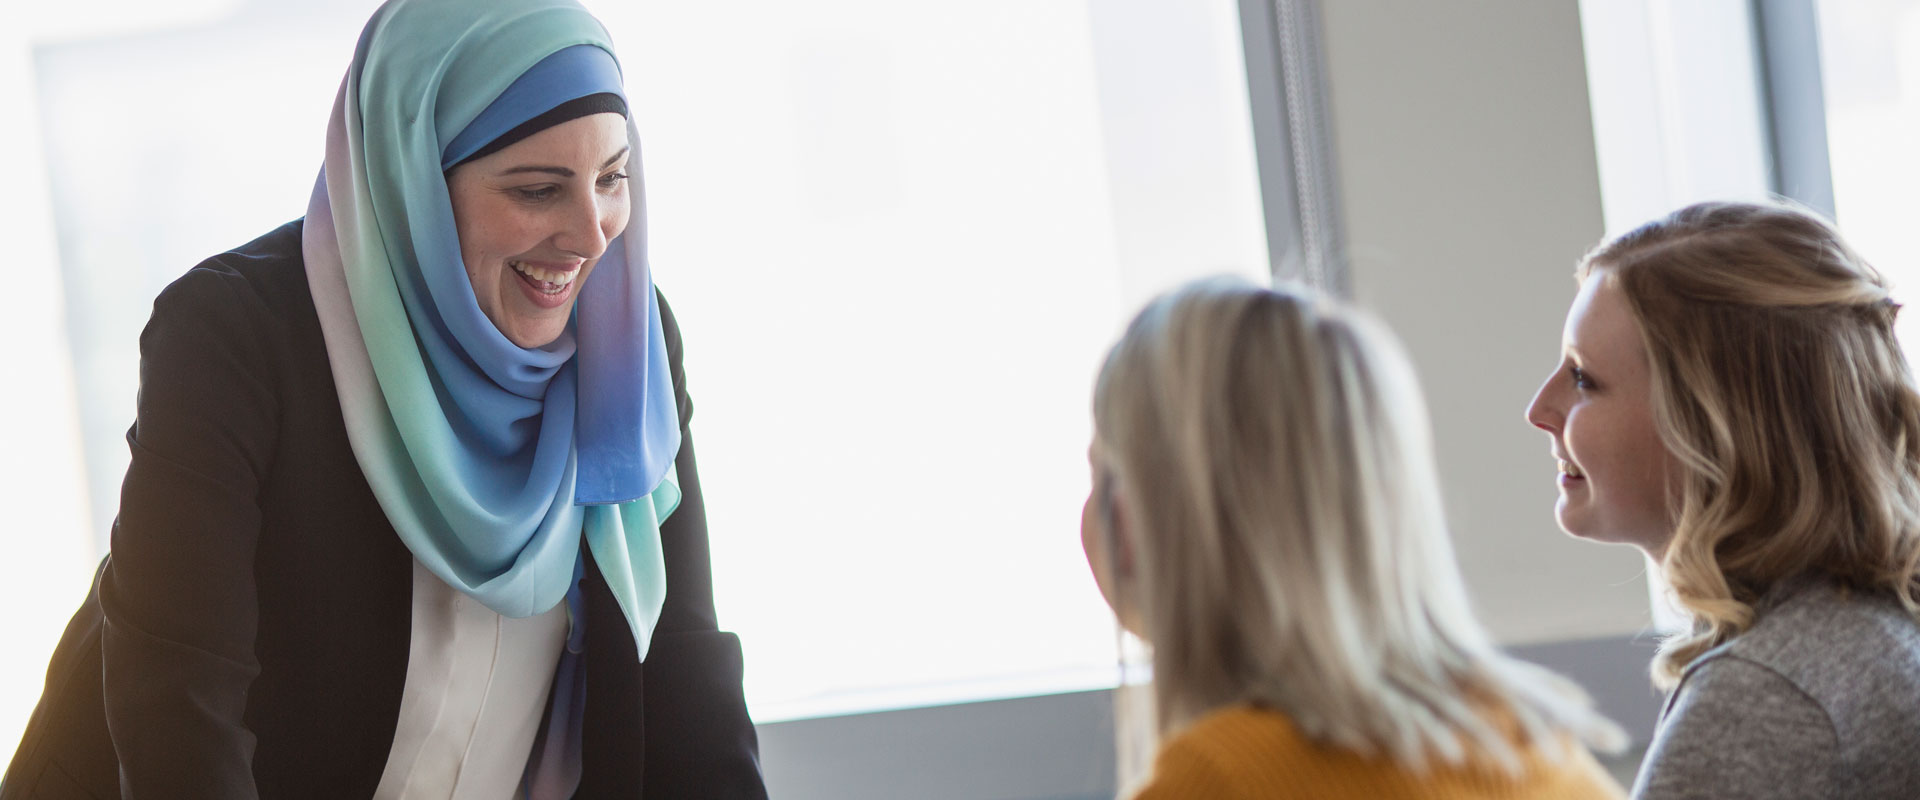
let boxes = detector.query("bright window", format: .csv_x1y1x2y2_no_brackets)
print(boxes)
1812,0,1920,345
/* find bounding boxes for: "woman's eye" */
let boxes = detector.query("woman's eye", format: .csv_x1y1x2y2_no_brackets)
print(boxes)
1568,365,1595,390
598,171,629,189
513,186,559,202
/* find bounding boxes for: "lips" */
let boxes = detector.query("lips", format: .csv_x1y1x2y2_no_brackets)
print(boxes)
1555,453,1585,490
511,260,578,291
508,259,581,309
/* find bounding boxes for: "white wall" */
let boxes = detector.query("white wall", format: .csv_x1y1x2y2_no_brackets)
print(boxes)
1316,0,1653,644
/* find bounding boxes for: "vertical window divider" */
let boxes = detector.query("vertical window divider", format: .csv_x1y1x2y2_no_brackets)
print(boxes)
1752,0,1838,219
1238,0,1348,294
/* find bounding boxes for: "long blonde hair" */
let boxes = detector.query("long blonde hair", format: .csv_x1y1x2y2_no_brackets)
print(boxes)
1092,278,1623,776
1582,200,1920,687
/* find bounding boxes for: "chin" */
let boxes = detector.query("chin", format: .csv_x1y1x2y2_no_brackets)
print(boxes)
1558,512,1671,558
497,315,570,348
1563,527,1637,548
1554,504,1611,544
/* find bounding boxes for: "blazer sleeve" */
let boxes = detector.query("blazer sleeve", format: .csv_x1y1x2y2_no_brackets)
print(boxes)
641,291,768,798
99,264,278,799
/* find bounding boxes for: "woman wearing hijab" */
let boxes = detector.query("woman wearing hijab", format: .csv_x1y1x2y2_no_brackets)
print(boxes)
0,0,766,797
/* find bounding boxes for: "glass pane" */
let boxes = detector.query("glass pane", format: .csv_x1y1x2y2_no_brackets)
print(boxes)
1814,0,1920,344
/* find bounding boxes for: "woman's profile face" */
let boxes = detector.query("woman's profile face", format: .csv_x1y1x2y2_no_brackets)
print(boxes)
1082,438,1143,637
1525,268,1678,557
446,112,631,348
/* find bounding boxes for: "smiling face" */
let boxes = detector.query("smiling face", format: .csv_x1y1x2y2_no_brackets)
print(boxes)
445,112,632,348
1525,268,1680,558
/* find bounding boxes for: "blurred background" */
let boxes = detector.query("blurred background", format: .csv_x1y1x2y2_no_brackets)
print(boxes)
3,0,1915,797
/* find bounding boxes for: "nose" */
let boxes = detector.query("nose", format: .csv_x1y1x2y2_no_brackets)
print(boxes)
1525,371,1563,435
554,189,620,260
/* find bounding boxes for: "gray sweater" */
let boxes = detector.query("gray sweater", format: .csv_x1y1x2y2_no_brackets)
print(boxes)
1632,580,1920,799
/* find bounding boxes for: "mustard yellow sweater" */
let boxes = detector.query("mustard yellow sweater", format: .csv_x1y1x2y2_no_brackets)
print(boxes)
1131,706,1626,800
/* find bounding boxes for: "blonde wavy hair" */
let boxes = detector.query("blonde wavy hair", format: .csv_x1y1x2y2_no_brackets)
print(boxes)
1581,200,1920,687
1091,278,1624,777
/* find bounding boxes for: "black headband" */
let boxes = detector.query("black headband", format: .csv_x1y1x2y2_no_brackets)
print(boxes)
452,92,628,168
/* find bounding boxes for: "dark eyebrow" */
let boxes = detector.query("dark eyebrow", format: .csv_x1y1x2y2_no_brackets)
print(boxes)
499,165,573,177
497,147,631,178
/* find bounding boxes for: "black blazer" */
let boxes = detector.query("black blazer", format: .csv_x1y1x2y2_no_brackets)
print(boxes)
1,221,767,799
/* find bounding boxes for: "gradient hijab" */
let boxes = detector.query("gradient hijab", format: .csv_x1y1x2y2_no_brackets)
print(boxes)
303,2,679,793
302,0,679,767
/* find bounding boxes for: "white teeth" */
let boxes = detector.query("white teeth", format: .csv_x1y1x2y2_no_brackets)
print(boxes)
510,261,578,288
1559,460,1584,478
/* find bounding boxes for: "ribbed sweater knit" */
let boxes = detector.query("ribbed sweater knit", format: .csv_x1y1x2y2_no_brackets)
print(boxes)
1131,705,1626,800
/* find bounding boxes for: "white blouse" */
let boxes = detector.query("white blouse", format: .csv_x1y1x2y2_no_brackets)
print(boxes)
373,560,569,800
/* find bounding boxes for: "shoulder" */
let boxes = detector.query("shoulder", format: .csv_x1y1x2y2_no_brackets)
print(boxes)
1138,707,1622,800
1723,581,1920,669
1666,655,1834,740
650,285,693,421
1634,582,1920,799
149,219,313,336
1657,589,1871,762
1135,707,1304,800
131,221,323,465
1137,706,1399,799
1636,655,1839,798
1655,582,1920,796
1164,705,1314,765
655,285,682,347
1700,582,1920,735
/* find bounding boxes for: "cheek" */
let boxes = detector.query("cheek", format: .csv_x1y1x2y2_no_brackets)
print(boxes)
459,200,538,259
1080,495,1103,575
1565,407,1624,500
1081,493,1126,609
1631,421,1680,509
1562,405,1599,465
463,255,496,296
457,209,511,278
1569,404,1674,520
455,231,493,298
603,196,631,238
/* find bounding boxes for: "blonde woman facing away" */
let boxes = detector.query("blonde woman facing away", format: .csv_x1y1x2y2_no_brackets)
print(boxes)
1083,279,1628,800
1526,201,1920,799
